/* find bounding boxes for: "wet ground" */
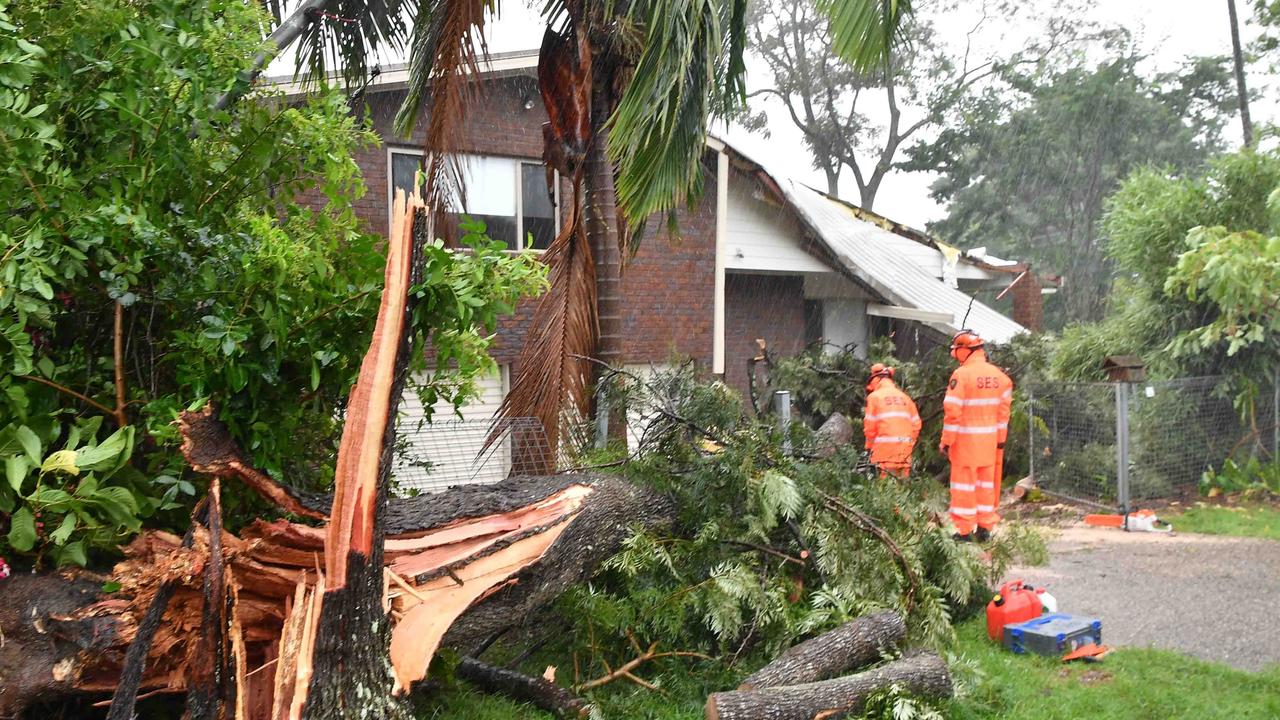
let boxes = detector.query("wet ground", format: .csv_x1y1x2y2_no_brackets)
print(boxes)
1006,525,1280,671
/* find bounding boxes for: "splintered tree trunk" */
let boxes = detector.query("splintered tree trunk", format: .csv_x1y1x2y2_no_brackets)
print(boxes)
706,653,952,720
300,193,420,720
737,611,906,691
584,79,626,441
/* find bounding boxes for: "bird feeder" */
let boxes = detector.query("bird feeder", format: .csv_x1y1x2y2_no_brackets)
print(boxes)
1102,355,1146,382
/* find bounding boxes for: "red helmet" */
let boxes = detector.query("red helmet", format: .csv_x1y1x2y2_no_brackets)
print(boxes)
950,330,984,361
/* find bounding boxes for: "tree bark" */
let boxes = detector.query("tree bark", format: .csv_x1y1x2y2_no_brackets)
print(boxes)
737,611,906,691
584,78,626,441
707,653,952,720
1227,0,1254,147
456,657,590,718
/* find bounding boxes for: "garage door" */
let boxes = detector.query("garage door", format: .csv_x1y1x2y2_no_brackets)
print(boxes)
392,366,509,494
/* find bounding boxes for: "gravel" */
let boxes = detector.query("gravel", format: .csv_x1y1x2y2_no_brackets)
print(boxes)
1004,525,1280,672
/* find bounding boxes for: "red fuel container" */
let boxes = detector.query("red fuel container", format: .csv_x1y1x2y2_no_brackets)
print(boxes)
986,579,1044,641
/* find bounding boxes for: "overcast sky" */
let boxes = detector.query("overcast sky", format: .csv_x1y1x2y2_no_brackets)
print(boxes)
274,0,1273,229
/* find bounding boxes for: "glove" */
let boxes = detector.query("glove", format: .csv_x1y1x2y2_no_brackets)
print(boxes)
997,442,1005,450
939,444,949,455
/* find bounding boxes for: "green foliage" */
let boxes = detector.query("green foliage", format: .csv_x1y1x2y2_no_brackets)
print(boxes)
0,0,544,565
1053,146,1280,387
909,54,1233,326
1200,458,1280,497
555,364,1046,685
0,419,188,567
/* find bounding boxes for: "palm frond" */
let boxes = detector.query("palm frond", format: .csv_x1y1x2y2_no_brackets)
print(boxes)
281,0,412,89
815,0,914,74
607,0,747,228
489,201,598,471
395,0,495,217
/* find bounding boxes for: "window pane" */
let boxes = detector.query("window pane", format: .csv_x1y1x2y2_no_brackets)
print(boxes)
391,152,424,200
445,156,517,244
521,163,556,250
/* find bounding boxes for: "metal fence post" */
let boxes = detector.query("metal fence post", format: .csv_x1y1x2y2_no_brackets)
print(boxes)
594,384,610,450
1028,387,1036,482
774,390,792,456
1115,382,1130,515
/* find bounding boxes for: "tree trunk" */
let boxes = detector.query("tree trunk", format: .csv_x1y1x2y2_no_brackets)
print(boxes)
737,611,906,691
707,653,952,720
1227,0,1254,147
456,657,590,718
585,79,626,442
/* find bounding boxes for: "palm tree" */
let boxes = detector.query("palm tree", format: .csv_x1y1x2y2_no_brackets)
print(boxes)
220,2,916,717
237,0,912,464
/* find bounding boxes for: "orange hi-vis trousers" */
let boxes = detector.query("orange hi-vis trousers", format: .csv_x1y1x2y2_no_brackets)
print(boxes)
948,464,1001,534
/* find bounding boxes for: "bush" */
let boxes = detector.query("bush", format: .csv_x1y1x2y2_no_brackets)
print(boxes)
554,364,1046,680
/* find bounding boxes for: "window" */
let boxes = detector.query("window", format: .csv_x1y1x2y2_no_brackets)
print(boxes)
388,149,558,250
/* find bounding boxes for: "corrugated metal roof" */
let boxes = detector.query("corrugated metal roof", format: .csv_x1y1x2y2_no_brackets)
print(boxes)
780,180,1026,343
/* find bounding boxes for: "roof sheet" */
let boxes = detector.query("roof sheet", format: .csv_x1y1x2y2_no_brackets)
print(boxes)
780,180,1026,344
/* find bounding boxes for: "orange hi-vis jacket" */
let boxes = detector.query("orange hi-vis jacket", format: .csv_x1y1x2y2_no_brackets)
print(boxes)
864,378,922,468
942,348,1013,466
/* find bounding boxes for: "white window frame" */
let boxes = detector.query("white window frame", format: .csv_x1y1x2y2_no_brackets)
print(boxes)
386,147,559,251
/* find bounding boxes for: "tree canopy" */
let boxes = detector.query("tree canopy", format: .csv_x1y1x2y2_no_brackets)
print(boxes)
904,54,1235,326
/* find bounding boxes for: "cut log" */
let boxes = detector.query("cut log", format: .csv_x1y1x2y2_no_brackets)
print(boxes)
707,653,952,720
737,610,906,690
456,657,590,719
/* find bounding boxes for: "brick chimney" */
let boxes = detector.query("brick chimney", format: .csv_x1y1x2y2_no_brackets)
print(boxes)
1011,272,1044,331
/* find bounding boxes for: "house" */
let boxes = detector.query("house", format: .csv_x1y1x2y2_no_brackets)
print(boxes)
275,49,1041,491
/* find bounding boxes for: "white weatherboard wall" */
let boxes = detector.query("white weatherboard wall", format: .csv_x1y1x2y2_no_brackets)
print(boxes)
393,367,509,493
625,363,674,453
725,184,829,274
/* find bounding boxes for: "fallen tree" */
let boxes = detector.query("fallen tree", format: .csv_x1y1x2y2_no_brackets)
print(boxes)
0,194,673,718
0,441,670,717
706,652,953,720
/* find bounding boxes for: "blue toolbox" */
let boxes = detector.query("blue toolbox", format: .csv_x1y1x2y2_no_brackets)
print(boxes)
1002,613,1102,656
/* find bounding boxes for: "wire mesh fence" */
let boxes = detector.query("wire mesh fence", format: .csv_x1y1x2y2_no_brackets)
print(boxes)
1029,377,1278,510
391,416,552,494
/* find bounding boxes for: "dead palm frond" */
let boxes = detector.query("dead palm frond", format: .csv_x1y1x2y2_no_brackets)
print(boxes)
488,197,598,472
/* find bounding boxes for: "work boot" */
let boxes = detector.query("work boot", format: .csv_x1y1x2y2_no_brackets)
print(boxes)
951,532,972,543
975,527,992,543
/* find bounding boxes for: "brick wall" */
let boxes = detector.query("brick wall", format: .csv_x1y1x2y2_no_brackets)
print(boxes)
293,78,824,407
724,274,807,397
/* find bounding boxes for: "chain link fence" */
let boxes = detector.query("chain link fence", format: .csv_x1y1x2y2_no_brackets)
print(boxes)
1029,377,1278,510
392,417,552,494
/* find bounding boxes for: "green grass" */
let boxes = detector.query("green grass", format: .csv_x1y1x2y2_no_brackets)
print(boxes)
1161,502,1280,540
418,619,1280,720
946,618,1280,719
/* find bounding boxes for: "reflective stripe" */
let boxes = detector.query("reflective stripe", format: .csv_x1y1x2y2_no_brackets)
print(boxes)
867,411,915,420
942,424,999,434
873,436,914,444
949,507,976,516
945,396,1003,407
976,482,995,489
976,504,995,512
950,483,975,491
996,422,1008,430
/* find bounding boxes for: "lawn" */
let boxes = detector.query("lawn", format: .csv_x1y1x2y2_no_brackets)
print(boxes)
1159,502,1280,540
418,619,1280,720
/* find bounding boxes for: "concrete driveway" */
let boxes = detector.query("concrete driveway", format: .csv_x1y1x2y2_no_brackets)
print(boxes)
1006,525,1280,671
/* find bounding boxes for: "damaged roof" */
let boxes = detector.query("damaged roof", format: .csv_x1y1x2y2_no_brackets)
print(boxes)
780,181,1026,343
